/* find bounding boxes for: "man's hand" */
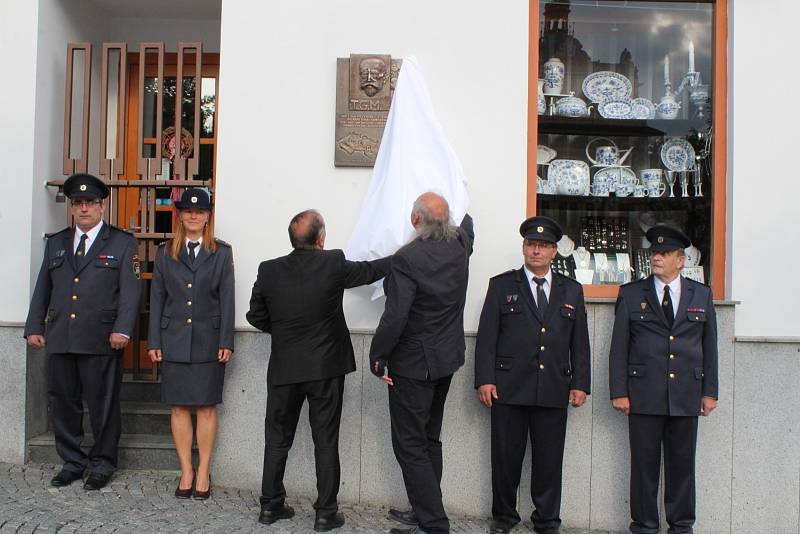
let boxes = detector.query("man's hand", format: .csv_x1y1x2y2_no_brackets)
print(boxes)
701,396,717,416
218,348,233,363
148,349,162,363
27,335,46,349
109,333,129,350
370,359,393,386
477,384,498,408
611,396,630,415
569,389,587,408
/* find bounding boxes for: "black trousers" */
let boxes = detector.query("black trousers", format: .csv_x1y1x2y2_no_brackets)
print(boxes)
388,373,453,534
261,375,345,516
491,404,568,531
629,414,698,534
47,353,123,477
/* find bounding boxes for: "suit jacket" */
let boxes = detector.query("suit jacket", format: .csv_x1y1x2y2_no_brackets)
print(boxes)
147,239,235,363
609,275,719,416
475,268,590,408
369,215,474,381
247,248,390,386
24,223,142,355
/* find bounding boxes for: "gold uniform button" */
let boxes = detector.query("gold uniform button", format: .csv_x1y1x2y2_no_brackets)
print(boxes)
73,277,79,283
72,295,78,301
69,313,76,319
539,363,545,369
187,283,193,289
186,318,192,324
541,327,546,333
669,372,676,379
187,301,192,306
540,345,545,351
669,354,675,359
669,335,675,341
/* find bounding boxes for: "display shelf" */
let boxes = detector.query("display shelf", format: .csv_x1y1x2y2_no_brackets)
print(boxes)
538,116,709,138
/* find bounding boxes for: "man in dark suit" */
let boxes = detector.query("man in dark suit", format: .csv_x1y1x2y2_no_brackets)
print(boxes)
475,216,590,534
609,225,718,534
247,209,391,531
369,192,474,534
24,173,142,490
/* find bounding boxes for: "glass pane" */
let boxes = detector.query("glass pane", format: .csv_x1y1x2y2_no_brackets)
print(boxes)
105,49,121,159
198,144,214,180
201,77,216,138
69,48,86,159
537,1,714,286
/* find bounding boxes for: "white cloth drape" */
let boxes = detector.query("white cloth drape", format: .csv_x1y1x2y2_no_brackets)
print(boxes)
345,56,470,299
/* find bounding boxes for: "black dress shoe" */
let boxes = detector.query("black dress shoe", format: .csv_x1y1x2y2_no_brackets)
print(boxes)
390,527,427,534
258,504,295,525
83,473,111,490
174,471,194,499
193,475,211,500
50,469,83,487
533,528,559,534
314,512,345,532
388,508,418,526
489,519,513,534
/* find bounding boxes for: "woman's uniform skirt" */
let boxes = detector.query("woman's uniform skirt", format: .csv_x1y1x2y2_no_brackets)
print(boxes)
160,359,226,406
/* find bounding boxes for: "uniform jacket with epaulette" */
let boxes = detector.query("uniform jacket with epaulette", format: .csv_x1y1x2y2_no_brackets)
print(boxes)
147,239,235,363
24,223,141,355
475,268,591,408
609,275,719,416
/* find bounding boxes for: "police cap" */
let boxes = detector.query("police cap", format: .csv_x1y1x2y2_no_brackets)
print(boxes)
519,215,563,244
175,188,212,211
63,173,109,199
646,224,691,252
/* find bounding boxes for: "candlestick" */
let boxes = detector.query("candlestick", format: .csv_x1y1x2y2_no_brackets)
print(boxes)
664,55,670,84
689,41,695,72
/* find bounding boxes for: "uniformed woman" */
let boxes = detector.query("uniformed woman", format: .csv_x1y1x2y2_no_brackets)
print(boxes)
147,188,235,500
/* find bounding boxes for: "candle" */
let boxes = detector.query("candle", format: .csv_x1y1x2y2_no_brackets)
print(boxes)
689,41,695,72
664,55,670,84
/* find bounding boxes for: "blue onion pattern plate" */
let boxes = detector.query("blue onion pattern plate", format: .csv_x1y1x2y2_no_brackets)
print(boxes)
598,97,634,119
660,138,695,171
582,71,633,103
631,98,656,119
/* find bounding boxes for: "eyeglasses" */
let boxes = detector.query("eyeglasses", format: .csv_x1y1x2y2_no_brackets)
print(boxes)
70,199,101,208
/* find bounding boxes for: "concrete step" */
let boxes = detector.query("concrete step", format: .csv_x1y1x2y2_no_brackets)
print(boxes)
80,401,172,435
119,377,161,402
27,432,197,470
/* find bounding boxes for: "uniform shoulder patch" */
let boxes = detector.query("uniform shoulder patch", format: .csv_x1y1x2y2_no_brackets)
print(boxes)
489,269,516,280
49,227,72,239
108,224,135,237
214,238,231,247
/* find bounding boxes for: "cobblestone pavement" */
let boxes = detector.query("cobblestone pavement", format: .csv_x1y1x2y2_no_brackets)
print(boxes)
0,462,622,533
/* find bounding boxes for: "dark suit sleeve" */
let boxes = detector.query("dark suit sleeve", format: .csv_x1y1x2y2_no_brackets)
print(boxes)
460,213,475,256
219,246,236,350
474,280,500,388
608,291,631,399
113,237,142,337
24,247,52,338
343,250,392,288
147,248,166,350
369,253,417,365
569,285,591,394
701,290,719,400
246,263,271,333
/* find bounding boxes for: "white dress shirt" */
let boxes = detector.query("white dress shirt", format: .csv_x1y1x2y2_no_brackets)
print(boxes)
73,220,104,253
654,275,681,317
524,266,552,306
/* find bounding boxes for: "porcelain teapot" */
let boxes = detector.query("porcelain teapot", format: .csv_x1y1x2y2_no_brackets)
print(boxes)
656,93,681,119
585,137,633,167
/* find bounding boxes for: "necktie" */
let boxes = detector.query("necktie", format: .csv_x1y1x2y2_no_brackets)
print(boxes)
533,277,548,317
662,285,675,328
76,233,88,263
188,241,199,264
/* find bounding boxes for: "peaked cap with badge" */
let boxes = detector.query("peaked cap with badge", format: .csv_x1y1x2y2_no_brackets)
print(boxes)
519,215,563,244
646,224,691,252
175,188,212,211
63,173,109,200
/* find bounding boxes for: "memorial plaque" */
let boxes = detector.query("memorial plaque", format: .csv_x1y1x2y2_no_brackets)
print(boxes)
335,54,401,167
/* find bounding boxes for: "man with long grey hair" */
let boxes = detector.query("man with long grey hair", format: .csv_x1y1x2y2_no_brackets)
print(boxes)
369,192,474,534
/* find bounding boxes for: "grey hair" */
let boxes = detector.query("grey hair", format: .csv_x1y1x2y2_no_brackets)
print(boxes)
411,196,458,241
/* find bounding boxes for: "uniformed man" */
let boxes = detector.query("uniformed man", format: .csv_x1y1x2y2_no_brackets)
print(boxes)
24,173,142,490
609,224,718,534
475,216,590,534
